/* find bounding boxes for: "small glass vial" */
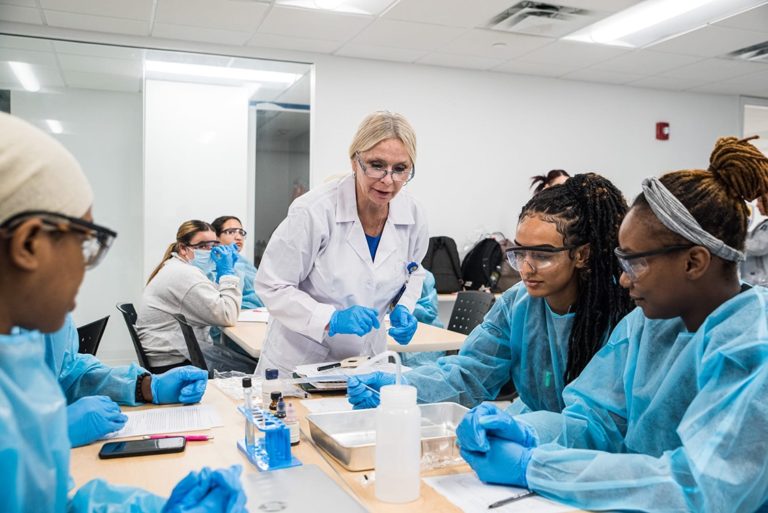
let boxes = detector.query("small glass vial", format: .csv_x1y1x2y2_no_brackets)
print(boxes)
285,402,300,445
261,368,280,407
242,377,255,448
269,391,282,411
276,396,286,418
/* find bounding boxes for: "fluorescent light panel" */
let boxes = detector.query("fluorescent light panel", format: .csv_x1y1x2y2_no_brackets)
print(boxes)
9,61,40,92
46,119,62,134
275,0,393,15
144,60,300,85
565,0,768,48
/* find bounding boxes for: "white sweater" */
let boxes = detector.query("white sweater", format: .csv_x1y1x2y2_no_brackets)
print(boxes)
137,255,242,367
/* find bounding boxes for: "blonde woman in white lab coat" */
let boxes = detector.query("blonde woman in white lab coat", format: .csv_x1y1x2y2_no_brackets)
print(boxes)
254,111,428,377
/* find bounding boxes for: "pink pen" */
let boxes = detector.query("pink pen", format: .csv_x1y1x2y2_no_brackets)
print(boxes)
143,434,213,442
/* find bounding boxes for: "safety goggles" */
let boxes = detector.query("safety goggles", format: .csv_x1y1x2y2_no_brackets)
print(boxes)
614,244,695,281
0,210,117,269
184,240,220,250
506,245,575,273
221,228,246,238
355,152,415,183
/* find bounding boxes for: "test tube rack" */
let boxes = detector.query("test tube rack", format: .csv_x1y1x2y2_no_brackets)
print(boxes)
237,405,302,472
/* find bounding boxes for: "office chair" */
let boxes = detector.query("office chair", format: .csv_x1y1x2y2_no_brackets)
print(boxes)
116,302,154,371
171,313,212,378
76,315,110,355
446,290,495,335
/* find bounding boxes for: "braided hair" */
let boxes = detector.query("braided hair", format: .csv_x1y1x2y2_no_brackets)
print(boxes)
520,173,632,384
633,136,768,274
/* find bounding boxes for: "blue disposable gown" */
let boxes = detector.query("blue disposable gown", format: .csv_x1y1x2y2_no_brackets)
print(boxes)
236,258,263,310
45,313,146,405
404,282,578,411
0,329,165,513
518,287,768,513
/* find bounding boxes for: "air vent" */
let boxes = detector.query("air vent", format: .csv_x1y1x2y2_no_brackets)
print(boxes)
727,41,768,63
484,1,597,38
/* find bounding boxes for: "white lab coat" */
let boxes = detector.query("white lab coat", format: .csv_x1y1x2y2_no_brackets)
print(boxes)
254,173,428,376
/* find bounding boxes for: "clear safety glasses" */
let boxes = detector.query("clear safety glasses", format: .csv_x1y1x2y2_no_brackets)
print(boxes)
506,245,575,273
614,244,695,281
184,240,220,250
0,210,117,269
355,152,415,183
221,228,247,238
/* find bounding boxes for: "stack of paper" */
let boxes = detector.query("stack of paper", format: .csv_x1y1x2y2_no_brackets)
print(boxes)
103,405,223,440
238,308,270,323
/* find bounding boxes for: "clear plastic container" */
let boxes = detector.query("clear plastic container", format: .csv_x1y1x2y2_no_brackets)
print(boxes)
375,384,420,503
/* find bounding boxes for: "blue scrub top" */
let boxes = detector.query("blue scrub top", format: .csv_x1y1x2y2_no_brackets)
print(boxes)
365,234,382,261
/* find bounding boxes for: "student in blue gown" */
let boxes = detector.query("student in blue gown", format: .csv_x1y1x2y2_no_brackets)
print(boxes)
0,112,245,513
211,216,263,309
348,173,632,412
456,136,768,513
46,314,208,447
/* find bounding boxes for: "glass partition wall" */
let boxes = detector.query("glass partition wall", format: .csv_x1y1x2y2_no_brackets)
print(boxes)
0,34,311,363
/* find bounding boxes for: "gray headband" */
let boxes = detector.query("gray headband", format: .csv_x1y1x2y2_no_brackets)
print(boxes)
641,177,745,262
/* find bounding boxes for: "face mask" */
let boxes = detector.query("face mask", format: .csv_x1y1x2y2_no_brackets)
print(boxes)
190,249,215,277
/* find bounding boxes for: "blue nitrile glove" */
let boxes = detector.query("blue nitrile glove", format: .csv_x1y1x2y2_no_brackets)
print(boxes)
388,305,418,345
163,464,247,513
151,366,209,404
211,244,237,281
67,395,128,447
456,403,538,453
328,306,380,337
346,372,398,409
460,437,532,488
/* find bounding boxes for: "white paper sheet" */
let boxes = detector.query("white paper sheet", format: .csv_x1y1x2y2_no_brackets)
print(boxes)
103,405,223,440
238,308,270,323
300,397,353,414
423,473,574,513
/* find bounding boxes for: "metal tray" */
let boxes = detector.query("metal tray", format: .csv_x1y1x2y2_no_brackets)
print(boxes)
307,402,468,471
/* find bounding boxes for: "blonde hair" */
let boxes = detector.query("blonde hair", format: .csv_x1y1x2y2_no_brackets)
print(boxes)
348,111,417,165
147,219,213,283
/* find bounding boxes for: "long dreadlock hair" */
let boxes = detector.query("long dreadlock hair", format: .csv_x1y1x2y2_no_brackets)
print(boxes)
633,136,768,276
519,173,632,384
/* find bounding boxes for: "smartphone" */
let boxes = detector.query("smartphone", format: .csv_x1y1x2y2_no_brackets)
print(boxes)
98,436,186,459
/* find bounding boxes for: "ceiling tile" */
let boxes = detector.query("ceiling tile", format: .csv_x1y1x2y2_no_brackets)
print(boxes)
335,43,426,63
347,18,466,51
44,10,150,35
247,32,341,53
691,70,768,96
52,40,145,60
382,0,512,29
492,58,580,77
56,53,142,78
591,49,701,75
660,58,768,82
152,23,252,45
0,47,58,66
39,0,153,20
650,25,768,58
627,75,713,92
61,69,142,92
556,0,642,12
439,29,553,59
0,5,43,24
155,0,269,32
714,4,768,34
561,68,644,85
416,52,504,70
516,40,628,67
258,6,372,42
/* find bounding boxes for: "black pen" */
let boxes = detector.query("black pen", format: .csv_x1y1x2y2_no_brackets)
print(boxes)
488,490,535,509
317,362,341,372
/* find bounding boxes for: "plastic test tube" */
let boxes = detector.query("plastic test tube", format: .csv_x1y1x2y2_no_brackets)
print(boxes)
242,377,255,447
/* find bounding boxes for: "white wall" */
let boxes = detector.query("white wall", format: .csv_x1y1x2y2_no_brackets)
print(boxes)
11,88,144,364
143,79,251,280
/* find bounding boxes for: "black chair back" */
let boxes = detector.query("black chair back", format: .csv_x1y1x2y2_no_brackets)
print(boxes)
116,302,153,370
76,315,110,355
171,313,212,378
447,290,495,335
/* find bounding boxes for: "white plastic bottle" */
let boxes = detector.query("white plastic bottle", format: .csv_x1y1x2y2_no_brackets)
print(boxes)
261,368,279,407
375,384,421,503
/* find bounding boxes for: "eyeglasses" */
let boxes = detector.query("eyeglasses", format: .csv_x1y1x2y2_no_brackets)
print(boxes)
355,152,415,183
614,244,695,281
221,228,247,238
184,240,220,251
506,245,574,273
0,210,117,269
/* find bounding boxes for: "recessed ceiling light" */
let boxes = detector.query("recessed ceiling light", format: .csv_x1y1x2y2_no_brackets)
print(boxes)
275,0,393,15
144,60,299,86
46,119,62,134
9,61,40,92
564,0,767,48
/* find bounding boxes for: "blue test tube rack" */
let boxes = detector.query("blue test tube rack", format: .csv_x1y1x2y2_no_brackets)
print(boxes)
237,405,301,472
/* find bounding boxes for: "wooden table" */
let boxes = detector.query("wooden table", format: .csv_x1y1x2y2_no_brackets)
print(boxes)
223,321,467,359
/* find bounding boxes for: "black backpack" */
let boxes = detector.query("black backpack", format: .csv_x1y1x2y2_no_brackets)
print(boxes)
422,236,463,293
461,238,504,290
